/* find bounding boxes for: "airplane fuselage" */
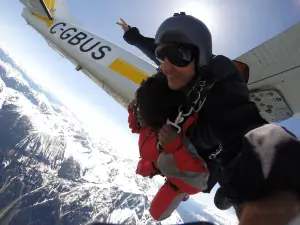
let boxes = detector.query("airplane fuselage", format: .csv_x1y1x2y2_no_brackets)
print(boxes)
49,22,112,61
22,7,157,108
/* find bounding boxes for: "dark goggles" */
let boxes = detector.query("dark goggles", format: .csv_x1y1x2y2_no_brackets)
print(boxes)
155,44,194,67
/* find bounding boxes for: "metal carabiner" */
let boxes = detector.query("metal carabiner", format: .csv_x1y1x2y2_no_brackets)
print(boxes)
181,107,194,117
167,119,182,134
174,111,183,124
194,99,206,113
192,91,201,105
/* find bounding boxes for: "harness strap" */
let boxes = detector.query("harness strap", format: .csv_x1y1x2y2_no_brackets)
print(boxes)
182,114,199,137
156,79,214,152
151,162,163,175
165,179,180,192
157,56,238,161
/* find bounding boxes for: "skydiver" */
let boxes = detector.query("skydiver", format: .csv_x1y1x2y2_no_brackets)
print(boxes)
128,72,207,221
117,13,300,223
117,13,265,210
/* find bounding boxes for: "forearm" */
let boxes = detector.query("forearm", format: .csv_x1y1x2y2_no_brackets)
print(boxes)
157,136,209,193
123,27,160,65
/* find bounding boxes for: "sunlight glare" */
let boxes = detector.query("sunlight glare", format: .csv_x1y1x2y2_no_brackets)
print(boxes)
57,92,139,160
177,1,217,30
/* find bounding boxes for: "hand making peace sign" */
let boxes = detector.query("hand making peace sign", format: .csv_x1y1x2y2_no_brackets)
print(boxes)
116,18,130,33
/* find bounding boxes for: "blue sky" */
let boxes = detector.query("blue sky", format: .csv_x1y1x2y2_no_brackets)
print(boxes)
0,0,300,218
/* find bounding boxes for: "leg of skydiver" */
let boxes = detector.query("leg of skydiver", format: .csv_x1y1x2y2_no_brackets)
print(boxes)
149,179,186,221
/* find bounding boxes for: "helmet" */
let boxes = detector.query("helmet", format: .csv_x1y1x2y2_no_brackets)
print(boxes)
155,12,212,71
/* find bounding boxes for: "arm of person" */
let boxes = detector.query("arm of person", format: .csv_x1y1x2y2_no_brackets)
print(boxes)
117,18,158,64
157,134,210,195
135,129,162,177
123,26,160,66
193,55,268,150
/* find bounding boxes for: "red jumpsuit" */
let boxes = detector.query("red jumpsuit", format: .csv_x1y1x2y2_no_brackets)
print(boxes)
128,108,210,221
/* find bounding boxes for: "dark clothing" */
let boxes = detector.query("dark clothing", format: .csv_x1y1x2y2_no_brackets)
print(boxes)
224,124,300,203
123,27,268,194
123,27,160,65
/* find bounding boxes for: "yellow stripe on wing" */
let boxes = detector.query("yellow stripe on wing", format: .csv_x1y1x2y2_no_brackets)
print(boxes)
32,0,56,27
44,0,55,11
109,58,149,85
32,13,54,27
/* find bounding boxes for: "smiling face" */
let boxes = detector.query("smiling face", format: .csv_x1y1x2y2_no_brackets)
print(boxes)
155,44,197,90
135,72,186,131
160,58,196,90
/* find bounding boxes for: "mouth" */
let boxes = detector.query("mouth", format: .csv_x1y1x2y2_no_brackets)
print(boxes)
165,74,176,79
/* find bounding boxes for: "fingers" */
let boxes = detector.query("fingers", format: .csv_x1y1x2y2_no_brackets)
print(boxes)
158,124,177,144
120,18,127,26
161,124,175,134
116,18,127,26
116,21,126,29
116,19,129,32
158,133,165,144
158,125,168,142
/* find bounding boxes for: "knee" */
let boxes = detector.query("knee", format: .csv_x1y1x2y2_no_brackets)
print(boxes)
149,182,184,221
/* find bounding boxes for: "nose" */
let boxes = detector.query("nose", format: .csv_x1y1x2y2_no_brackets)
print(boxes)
160,58,173,75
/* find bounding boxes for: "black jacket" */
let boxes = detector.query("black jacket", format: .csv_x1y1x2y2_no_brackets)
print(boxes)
123,26,160,65
123,26,268,192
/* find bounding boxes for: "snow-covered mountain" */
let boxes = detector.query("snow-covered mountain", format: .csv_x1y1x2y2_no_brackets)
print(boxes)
0,46,239,225
0,48,183,225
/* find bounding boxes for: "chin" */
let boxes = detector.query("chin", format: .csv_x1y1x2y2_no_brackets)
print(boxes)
168,82,184,90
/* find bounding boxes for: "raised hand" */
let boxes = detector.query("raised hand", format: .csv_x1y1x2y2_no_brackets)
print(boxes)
158,124,178,146
116,18,130,32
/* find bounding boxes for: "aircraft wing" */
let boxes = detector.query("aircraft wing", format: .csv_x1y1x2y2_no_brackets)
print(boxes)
236,22,300,122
